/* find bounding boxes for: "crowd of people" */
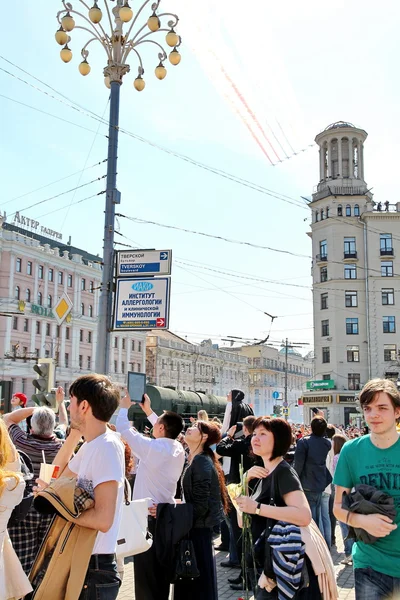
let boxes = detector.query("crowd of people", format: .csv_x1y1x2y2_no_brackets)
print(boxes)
0,377,399,600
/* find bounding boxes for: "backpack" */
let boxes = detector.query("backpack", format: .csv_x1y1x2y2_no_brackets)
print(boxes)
8,450,35,527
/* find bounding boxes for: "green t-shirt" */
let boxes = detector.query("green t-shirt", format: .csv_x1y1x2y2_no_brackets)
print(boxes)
333,434,400,577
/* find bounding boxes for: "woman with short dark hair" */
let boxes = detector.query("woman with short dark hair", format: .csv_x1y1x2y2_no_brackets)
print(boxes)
236,417,322,599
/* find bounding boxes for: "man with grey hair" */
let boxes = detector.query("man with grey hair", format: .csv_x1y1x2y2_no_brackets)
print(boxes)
3,400,65,573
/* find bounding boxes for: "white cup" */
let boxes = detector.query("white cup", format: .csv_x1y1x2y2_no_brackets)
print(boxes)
39,464,60,484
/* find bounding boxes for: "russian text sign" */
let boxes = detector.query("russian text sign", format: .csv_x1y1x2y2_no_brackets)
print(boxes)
113,277,170,330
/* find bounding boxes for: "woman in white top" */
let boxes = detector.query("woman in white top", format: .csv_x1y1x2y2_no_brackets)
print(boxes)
0,419,32,600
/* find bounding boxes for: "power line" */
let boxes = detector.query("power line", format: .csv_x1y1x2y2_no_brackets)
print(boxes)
1,159,107,207
117,213,311,258
37,191,106,219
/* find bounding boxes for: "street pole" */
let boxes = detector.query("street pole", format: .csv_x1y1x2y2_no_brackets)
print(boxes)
95,80,121,376
284,338,288,420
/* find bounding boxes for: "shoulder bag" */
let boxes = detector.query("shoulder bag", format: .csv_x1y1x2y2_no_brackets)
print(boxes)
116,479,153,559
171,536,200,582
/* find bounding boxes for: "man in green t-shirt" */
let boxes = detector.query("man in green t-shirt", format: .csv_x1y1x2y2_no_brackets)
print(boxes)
333,378,400,599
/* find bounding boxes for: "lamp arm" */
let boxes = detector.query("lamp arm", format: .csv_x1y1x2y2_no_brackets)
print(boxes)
81,37,98,59
122,0,154,45
103,0,114,32
73,25,112,60
133,28,169,46
134,38,167,62
59,4,112,51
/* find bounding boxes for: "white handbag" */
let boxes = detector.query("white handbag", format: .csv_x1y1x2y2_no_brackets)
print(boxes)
116,480,153,559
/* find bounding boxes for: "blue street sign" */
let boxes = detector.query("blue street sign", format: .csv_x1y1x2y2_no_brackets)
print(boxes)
272,391,280,399
117,249,172,277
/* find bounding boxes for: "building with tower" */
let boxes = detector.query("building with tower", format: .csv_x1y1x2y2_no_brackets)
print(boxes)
302,121,400,425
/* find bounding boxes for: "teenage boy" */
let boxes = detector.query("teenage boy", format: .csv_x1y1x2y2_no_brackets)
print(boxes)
42,374,125,600
333,378,400,599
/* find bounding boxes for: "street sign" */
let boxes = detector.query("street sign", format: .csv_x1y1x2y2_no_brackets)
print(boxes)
53,293,73,325
282,408,289,415
272,391,280,399
113,277,170,331
116,249,172,277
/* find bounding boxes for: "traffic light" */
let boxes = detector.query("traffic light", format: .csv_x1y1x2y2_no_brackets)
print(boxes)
273,404,282,417
32,358,56,409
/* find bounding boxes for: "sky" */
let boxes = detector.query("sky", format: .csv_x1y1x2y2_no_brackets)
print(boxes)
1,0,399,353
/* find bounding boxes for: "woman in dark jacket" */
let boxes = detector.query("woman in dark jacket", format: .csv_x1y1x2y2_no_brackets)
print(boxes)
174,421,229,600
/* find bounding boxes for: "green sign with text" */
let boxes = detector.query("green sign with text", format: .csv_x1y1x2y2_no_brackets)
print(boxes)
306,380,335,390
31,304,54,318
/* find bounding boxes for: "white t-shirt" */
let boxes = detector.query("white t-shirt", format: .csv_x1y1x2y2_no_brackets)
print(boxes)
69,430,124,555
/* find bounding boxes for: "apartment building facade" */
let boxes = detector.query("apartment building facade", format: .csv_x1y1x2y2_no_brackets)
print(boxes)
0,218,146,409
303,121,400,425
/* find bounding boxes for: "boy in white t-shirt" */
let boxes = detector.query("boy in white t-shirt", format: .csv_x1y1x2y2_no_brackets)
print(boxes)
40,374,124,600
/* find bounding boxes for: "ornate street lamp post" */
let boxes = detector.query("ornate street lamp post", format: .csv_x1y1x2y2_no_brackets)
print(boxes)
54,0,181,375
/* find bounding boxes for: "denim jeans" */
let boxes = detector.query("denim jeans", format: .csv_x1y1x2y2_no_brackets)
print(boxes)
304,491,322,527
319,492,331,548
338,521,355,557
355,567,400,599
78,554,121,600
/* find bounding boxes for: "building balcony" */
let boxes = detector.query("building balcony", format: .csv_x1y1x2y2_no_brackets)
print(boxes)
316,253,328,264
344,251,358,260
380,248,394,256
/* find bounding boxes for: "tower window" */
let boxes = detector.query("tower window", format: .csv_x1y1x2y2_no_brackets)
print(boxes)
337,205,342,216
345,204,351,216
354,204,360,216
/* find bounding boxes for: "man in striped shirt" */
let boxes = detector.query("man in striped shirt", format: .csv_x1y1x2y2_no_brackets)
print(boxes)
3,405,63,573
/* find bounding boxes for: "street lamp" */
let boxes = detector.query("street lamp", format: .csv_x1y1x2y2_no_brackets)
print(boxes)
54,0,182,375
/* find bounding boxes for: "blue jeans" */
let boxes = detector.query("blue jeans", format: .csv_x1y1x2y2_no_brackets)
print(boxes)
78,554,121,600
319,492,331,548
338,521,355,557
355,567,400,599
304,491,322,527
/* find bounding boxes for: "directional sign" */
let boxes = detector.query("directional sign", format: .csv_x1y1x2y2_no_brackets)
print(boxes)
117,249,172,277
272,391,280,400
282,408,289,415
113,277,170,330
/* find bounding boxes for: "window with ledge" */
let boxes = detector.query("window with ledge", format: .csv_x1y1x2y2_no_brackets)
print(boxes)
321,320,329,336
79,355,83,369
15,286,20,300
26,289,31,302
89,281,94,293
383,316,396,333
27,261,32,275
47,295,52,308
38,265,44,279
58,272,63,285
138,342,142,352
80,329,84,342
382,288,394,305
24,319,29,332
384,344,397,361
36,322,40,334
348,373,361,390
46,323,51,336
344,237,357,259
321,293,328,309
121,361,125,374
88,331,92,343
320,266,328,282
81,278,86,291
13,317,18,330
81,303,85,316
114,360,118,373
68,274,73,287
345,204,351,216
322,347,330,363
131,340,135,351
337,205,342,216
354,204,360,216
66,327,70,340
345,290,358,307
315,211,319,222
347,345,359,362
16,258,22,273
344,264,357,279
88,305,93,317
380,234,393,256
319,240,327,260
65,353,69,368
346,318,359,334
114,337,118,348
48,269,54,282
37,292,42,306
381,261,393,277
56,325,60,338
87,356,91,370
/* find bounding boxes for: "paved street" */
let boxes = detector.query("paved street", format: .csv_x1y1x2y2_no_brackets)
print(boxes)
118,525,355,599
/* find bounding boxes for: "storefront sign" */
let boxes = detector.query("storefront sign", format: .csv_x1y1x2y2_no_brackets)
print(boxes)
337,395,357,403
306,380,335,390
13,211,62,240
31,304,54,318
302,395,332,404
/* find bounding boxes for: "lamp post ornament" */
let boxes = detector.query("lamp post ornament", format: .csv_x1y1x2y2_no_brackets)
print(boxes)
54,0,181,375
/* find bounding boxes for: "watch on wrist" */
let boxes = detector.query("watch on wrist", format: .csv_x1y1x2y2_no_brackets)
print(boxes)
255,502,261,515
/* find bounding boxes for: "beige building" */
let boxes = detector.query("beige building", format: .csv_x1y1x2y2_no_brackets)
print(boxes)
146,331,249,397
303,121,400,425
0,218,146,408
234,344,313,422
